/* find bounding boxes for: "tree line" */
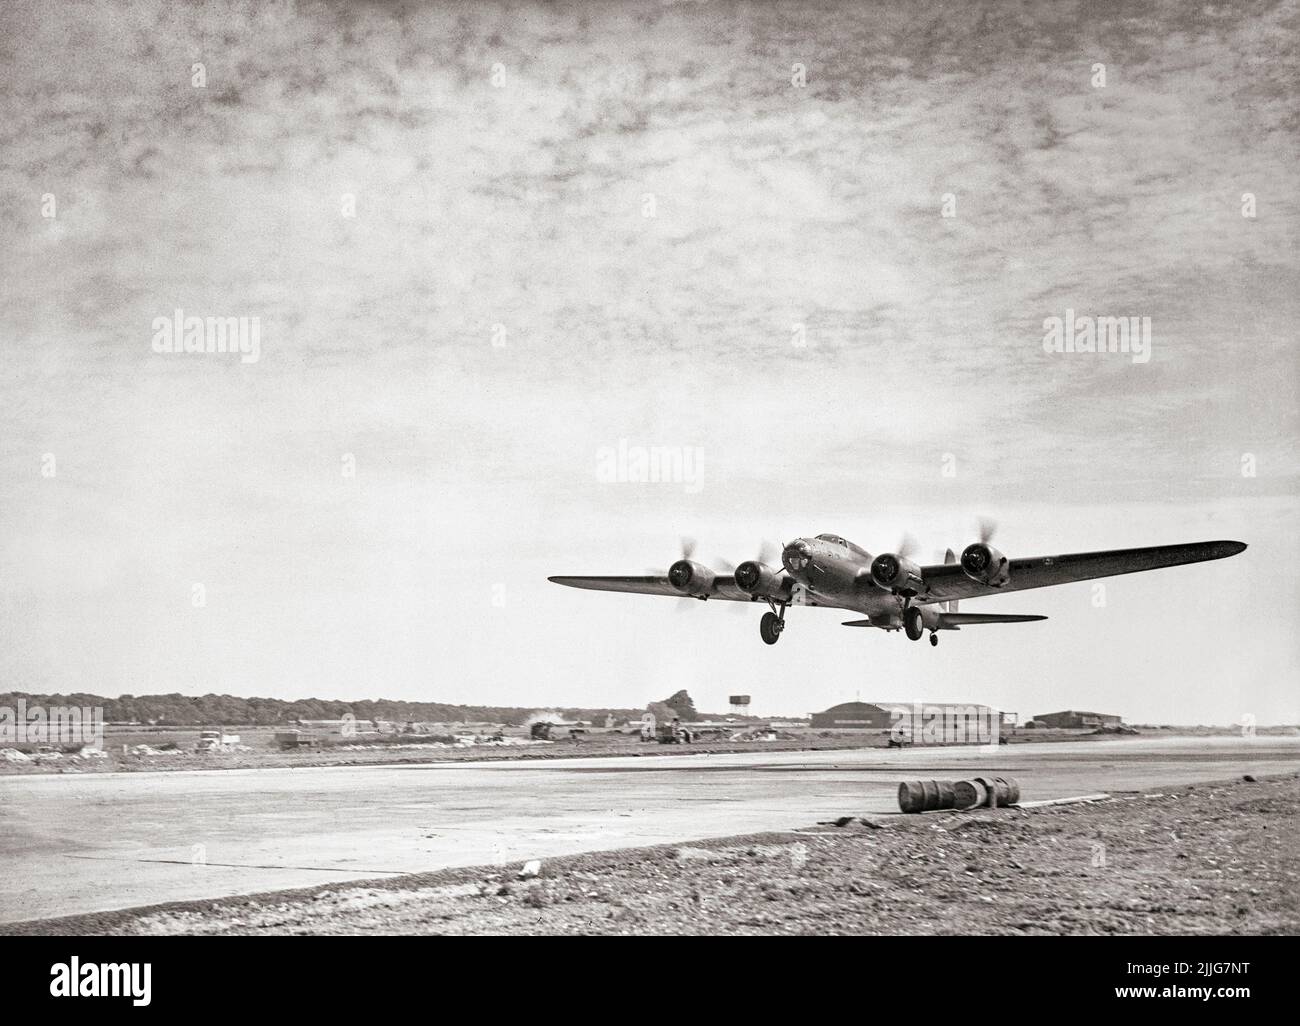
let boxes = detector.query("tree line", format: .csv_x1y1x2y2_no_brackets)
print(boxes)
0,692,649,728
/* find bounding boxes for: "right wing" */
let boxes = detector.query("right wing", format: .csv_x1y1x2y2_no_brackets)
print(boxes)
915,540,1245,605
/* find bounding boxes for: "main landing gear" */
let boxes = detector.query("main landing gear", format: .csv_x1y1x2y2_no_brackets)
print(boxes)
903,604,925,642
759,601,788,645
901,601,938,645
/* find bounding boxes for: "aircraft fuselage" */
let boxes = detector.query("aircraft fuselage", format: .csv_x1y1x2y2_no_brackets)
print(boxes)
782,534,911,627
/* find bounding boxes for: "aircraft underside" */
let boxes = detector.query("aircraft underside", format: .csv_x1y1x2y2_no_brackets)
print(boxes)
549,529,1245,648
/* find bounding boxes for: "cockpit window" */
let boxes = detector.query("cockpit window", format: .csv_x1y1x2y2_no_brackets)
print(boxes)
816,534,847,547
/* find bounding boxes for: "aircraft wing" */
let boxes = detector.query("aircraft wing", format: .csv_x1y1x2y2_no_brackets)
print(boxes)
548,575,826,605
916,540,1245,605
548,575,687,597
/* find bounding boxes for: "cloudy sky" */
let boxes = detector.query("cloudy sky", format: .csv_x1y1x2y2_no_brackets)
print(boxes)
1,0,1296,723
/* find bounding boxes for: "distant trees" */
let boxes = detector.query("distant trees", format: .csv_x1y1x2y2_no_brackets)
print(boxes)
0,691,720,727
660,689,699,722
0,693,644,727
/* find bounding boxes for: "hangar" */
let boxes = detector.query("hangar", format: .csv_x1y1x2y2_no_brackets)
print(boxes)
1033,710,1123,729
809,702,895,729
811,702,1002,744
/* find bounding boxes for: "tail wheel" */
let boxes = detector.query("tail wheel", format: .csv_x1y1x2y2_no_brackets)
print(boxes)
760,611,784,645
904,606,925,641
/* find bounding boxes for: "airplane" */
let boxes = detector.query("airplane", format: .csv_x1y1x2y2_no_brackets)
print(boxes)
548,524,1247,647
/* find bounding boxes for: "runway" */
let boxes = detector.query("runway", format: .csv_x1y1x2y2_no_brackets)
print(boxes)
3,735,1297,925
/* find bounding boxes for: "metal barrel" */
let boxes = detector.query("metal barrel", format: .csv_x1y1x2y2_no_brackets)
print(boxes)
973,776,997,808
993,775,1021,805
972,775,1020,807
898,780,926,813
904,775,1022,813
953,778,987,810
897,779,961,813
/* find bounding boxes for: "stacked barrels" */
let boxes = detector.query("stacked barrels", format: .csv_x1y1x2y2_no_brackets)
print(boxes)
897,775,1021,813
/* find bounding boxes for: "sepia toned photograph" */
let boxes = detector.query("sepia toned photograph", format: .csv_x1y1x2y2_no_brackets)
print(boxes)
0,0,1296,996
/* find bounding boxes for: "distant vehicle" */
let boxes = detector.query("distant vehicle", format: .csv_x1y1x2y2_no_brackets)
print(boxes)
196,730,240,752
887,724,913,748
274,730,320,750
529,719,585,741
657,720,693,744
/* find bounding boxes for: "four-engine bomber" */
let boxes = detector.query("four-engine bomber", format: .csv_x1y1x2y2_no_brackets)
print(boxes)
551,523,1246,647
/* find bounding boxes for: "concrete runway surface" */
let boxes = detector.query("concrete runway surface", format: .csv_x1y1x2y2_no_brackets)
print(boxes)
3,735,1298,924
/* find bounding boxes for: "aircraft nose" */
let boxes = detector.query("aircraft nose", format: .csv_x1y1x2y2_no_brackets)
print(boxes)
782,540,811,572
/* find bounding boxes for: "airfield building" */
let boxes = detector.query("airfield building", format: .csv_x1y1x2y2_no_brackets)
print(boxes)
294,718,378,734
811,701,1002,744
810,702,895,729
1032,710,1122,729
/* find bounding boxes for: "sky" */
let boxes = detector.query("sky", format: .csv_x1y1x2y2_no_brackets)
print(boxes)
0,0,1296,724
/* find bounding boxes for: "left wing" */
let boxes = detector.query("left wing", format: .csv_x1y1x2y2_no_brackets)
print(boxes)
548,575,826,606
548,575,692,597
916,540,1245,605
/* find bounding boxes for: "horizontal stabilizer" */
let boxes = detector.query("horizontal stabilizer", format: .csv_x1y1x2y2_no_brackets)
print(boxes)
938,612,1047,627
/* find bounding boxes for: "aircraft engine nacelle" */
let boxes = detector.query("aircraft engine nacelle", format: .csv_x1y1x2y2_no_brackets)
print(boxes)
870,552,924,594
733,560,784,598
668,559,715,596
960,542,1010,587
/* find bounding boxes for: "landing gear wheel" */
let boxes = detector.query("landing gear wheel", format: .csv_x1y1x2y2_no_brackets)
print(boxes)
760,611,784,645
904,606,925,641
929,633,939,647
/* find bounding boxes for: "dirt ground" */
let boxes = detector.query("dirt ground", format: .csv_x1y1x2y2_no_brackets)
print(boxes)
13,772,1296,936
8,723,1284,777
0,725,1122,776
0,729,889,775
